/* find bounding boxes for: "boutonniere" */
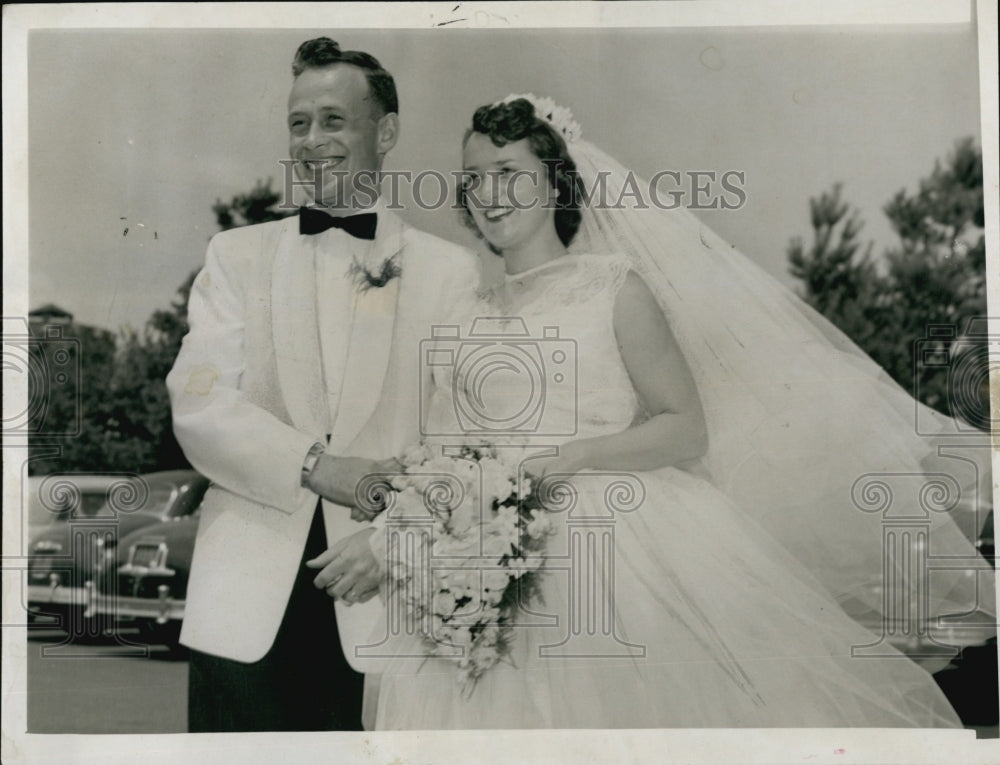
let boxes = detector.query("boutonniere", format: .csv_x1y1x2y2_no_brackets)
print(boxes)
348,254,402,292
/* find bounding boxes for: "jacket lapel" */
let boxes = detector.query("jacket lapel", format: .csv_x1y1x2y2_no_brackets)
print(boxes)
271,218,329,437
328,207,406,455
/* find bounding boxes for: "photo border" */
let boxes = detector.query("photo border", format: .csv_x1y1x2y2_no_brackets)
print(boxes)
3,2,997,763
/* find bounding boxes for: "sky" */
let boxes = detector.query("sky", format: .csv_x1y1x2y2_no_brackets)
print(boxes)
26,23,983,333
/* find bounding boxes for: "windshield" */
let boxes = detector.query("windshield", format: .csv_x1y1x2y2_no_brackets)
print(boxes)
144,485,176,516
39,477,183,521
79,492,110,516
48,489,119,520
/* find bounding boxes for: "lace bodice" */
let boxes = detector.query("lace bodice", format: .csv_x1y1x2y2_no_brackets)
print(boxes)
425,254,642,445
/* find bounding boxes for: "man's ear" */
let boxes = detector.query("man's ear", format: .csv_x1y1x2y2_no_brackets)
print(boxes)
376,113,399,158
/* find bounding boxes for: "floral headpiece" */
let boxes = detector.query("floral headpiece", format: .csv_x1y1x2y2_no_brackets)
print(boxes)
496,93,582,143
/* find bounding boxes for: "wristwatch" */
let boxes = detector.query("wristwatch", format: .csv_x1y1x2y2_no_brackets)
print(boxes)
301,441,326,488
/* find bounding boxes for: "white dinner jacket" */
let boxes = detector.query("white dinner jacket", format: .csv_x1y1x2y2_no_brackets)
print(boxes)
166,206,479,668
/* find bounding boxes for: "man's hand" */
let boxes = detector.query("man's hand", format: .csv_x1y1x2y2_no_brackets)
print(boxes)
305,528,381,605
350,505,381,523
306,455,403,509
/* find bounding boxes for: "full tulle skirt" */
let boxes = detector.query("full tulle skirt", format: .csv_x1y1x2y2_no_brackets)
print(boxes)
369,468,962,729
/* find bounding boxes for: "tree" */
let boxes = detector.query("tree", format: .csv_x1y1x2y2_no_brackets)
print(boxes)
787,183,886,353
788,138,988,425
28,320,119,475
100,275,198,474
880,137,987,420
29,179,293,476
212,178,293,231
100,178,293,473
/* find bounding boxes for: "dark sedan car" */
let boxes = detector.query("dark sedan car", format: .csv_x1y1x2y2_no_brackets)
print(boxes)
92,509,201,648
27,470,209,638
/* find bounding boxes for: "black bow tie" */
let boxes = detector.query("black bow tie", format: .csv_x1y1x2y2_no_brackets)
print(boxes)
299,207,378,240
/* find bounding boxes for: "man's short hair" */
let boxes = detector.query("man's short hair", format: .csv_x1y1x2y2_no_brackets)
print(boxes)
292,37,399,116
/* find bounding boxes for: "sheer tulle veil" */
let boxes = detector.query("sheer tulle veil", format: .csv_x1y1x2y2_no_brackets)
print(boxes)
498,94,996,651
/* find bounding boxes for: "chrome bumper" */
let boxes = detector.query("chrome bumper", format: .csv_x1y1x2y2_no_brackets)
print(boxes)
27,581,87,609
91,584,185,624
29,581,185,625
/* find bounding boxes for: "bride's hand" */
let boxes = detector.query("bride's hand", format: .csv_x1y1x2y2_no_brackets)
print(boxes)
527,445,589,513
528,441,589,480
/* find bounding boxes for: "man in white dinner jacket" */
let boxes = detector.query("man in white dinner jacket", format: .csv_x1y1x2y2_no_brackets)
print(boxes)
166,37,479,732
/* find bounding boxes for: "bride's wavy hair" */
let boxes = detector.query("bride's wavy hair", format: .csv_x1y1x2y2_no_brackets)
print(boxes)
458,98,585,250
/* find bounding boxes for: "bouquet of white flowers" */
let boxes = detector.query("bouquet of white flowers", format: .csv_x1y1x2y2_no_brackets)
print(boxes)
384,443,555,694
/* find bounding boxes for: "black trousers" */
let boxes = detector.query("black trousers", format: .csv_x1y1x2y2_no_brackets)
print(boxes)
188,504,364,732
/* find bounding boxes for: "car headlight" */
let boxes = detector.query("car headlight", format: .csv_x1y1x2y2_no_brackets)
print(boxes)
90,535,116,574
95,543,117,573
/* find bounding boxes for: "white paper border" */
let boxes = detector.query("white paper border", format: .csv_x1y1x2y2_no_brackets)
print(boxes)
2,2,997,763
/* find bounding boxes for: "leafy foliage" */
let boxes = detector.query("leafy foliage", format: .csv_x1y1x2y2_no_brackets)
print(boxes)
212,178,293,231
787,183,887,353
27,322,118,475
788,138,988,426
29,179,292,475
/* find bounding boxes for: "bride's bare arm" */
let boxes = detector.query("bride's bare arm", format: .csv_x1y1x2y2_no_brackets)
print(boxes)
548,271,708,474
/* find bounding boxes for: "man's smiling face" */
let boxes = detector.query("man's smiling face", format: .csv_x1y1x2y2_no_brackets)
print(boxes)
287,64,389,208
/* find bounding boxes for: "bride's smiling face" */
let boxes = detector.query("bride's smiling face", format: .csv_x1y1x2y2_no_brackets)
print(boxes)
462,133,557,254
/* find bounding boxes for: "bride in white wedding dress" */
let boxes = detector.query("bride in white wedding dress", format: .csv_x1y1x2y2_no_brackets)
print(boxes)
367,96,990,729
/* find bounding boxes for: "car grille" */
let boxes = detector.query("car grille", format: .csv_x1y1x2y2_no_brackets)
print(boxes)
29,548,57,569
28,547,62,582
130,543,160,569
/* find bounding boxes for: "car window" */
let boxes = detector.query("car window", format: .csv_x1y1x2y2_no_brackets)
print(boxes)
79,492,110,516
171,478,209,517
75,482,172,519
143,485,177,516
